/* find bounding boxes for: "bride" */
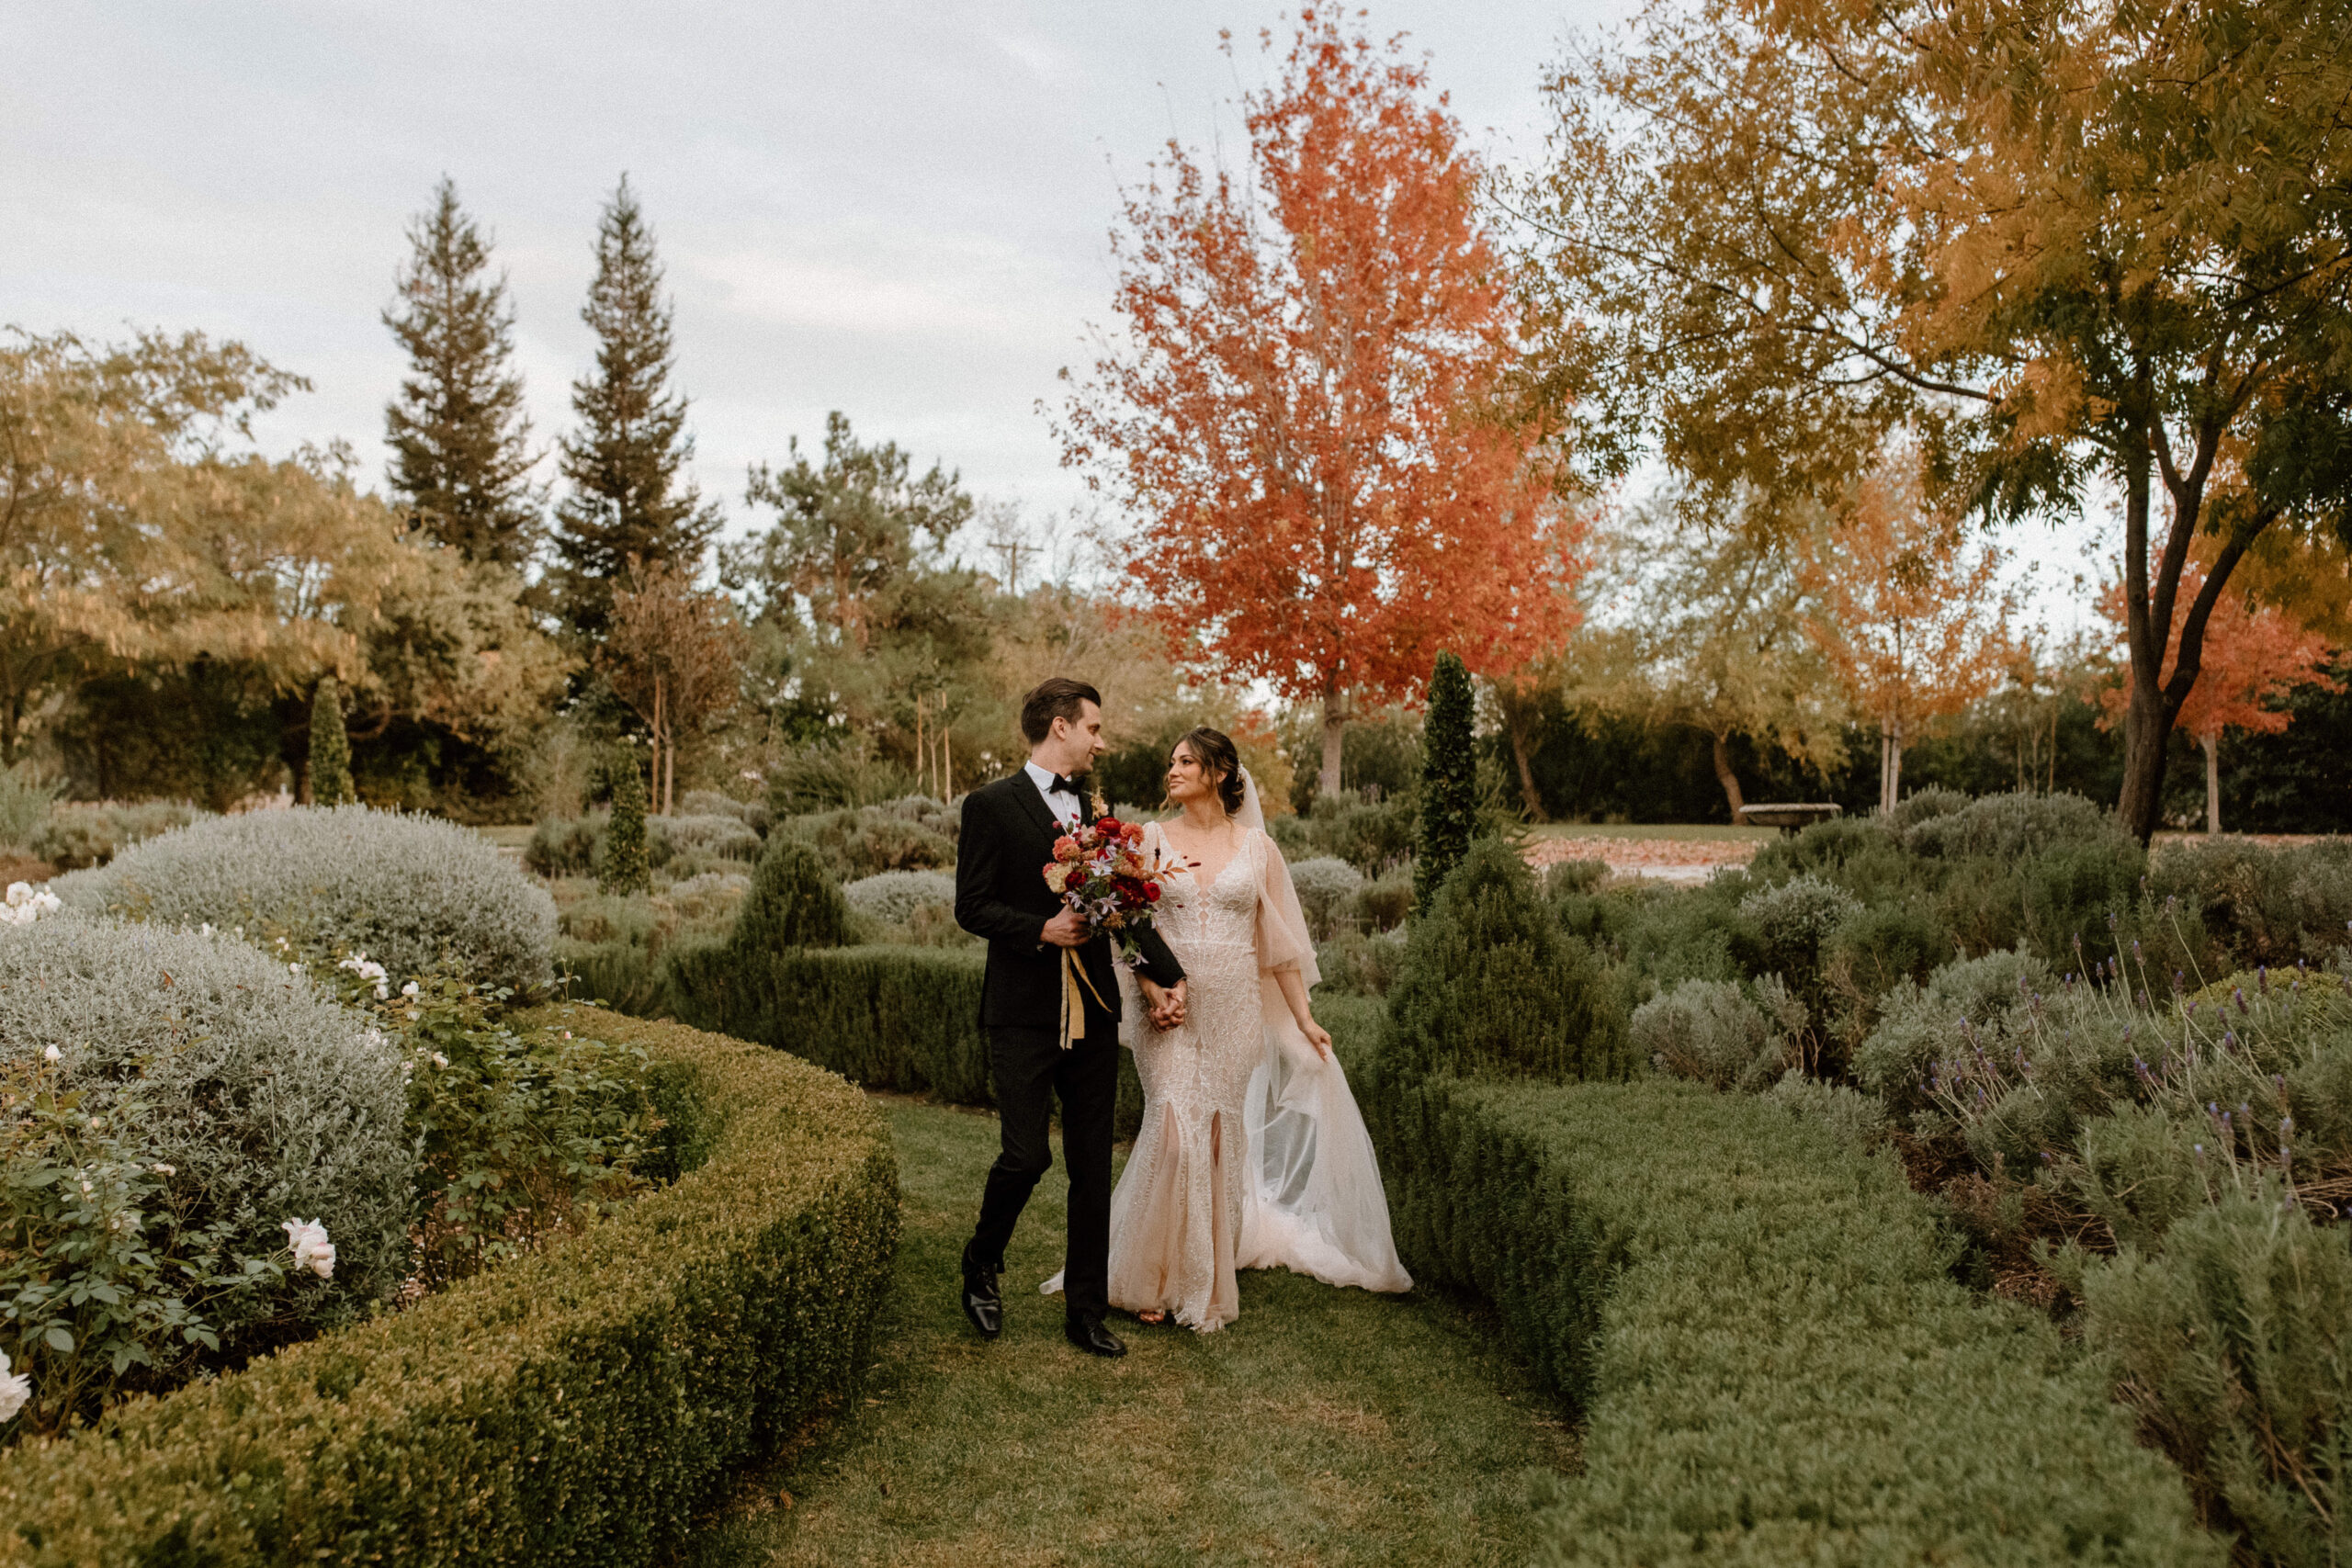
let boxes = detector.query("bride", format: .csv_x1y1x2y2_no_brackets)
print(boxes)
1061,725,1410,1332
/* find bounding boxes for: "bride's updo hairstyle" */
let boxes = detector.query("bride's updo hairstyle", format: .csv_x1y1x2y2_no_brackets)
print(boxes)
1176,727,1247,818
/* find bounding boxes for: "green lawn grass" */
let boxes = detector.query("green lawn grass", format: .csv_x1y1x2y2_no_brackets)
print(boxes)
472,823,536,852
1524,822,1778,843
678,1096,1577,1567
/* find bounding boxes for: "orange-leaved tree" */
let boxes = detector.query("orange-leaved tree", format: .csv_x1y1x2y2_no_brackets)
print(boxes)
1804,452,2015,814
1057,11,1582,795
2098,564,2340,834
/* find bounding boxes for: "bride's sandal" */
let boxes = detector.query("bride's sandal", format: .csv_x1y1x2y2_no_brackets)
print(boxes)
1136,1309,1168,1325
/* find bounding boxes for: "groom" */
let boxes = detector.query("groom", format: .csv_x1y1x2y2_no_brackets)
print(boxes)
955,677,1187,1358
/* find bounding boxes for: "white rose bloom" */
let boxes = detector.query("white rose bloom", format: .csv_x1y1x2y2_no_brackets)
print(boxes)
401,981,420,998
430,1052,449,1069
41,1044,60,1063
6,882,30,908
29,889,59,917
0,1350,28,1422
282,1218,336,1280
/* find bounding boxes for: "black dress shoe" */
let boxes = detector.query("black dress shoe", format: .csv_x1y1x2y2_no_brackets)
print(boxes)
1065,1312,1126,1358
961,1266,1002,1340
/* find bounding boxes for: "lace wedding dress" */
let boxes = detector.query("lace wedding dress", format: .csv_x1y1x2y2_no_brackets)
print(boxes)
1065,789,1410,1332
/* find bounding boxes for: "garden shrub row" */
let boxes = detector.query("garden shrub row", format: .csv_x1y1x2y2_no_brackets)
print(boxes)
667,936,994,1104
1359,829,2218,1563
1362,1067,2219,1565
0,1006,899,1568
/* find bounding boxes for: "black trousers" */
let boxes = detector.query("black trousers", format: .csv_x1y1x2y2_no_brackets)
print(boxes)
965,1013,1118,1318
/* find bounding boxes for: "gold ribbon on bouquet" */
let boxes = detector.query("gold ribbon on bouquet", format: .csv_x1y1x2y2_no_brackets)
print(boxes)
1058,944,1111,1050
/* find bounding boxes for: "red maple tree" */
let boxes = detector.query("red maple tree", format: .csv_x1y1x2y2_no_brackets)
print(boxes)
1058,11,1583,794
2098,564,2339,833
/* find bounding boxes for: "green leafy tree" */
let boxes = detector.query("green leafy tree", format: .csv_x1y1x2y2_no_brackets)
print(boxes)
600,749,650,895
1414,652,1476,909
306,673,354,805
552,177,721,640
725,413,994,787
1518,0,2352,841
0,330,415,773
382,177,541,570
1578,491,1848,822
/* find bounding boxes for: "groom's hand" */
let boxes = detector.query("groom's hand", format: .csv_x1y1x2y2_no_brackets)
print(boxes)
1040,908,1088,948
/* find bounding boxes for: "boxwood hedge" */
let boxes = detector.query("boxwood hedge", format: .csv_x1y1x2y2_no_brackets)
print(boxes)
0,1007,897,1568
664,938,1166,1136
1363,1063,2221,1565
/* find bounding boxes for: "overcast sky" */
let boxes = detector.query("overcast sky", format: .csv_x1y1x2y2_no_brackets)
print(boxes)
5,1,1651,562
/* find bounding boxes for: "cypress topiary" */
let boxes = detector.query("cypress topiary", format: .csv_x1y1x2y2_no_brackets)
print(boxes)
1382,838,1631,1085
1413,650,1476,911
602,749,652,895
731,834,853,953
307,674,356,806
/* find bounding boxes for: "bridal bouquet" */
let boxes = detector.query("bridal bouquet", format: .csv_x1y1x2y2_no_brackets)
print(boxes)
1042,814,1170,964
1041,813,1177,1047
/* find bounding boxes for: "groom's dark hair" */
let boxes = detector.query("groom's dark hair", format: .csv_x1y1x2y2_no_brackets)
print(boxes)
1020,677,1102,745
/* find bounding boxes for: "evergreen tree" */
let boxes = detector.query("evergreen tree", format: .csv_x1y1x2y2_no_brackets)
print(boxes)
1414,651,1476,909
383,176,540,570
307,674,356,806
552,176,720,640
731,836,853,953
600,748,651,895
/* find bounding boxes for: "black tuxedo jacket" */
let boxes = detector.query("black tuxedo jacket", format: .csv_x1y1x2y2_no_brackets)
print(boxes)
955,773,1185,1030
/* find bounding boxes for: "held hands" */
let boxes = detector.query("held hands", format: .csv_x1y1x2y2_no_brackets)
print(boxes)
1039,908,1089,948
1138,976,1188,1032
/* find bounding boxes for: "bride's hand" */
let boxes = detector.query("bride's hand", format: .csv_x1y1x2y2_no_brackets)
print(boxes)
1301,1019,1332,1060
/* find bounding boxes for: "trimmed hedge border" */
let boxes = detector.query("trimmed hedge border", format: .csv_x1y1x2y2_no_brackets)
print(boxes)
1363,1065,2222,1565
666,939,990,1103
662,939,1159,1135
0,1007,898,1568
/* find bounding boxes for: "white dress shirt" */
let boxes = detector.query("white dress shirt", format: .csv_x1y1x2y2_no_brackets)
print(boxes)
1024,759,1082,831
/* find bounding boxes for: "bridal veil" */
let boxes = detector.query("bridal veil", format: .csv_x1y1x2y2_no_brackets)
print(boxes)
1224,769,1412,1293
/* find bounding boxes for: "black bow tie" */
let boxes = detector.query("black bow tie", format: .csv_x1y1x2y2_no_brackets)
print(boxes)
1046,774,1079,796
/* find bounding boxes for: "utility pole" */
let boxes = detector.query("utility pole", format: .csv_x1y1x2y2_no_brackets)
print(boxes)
992,536,1032,596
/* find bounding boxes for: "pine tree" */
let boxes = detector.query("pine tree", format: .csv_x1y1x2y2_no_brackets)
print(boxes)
1414,651,1477,910
600,748,651,895
308,674,356,806
552,176,721,640
383,176,541,570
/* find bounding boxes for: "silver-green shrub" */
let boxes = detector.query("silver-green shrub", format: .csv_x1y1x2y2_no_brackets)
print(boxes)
842,869,957,928
0,917,411,1331
654,814,760,864
1632,976,1804,1091
52,805,556,991
1901,789,2124,862
0,764,58,852
1287,856,1363,940
662,870,752,926
1854,946,2053,1116
1761,1067,1891,1148
677,789,770,837
31,800,207,871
